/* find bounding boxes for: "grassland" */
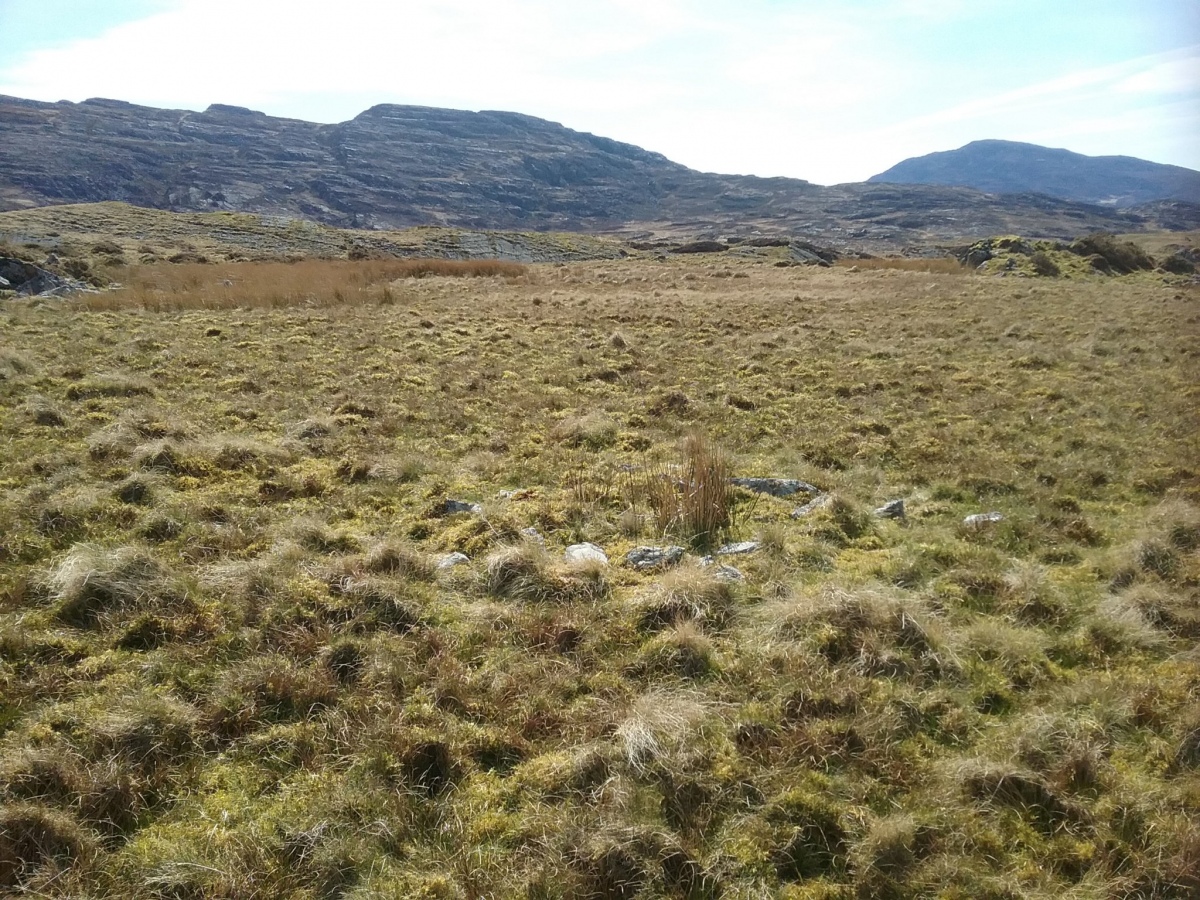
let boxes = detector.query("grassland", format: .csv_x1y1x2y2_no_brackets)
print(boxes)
1,253,1198,898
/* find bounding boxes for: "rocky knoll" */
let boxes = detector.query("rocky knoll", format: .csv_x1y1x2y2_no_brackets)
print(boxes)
1,95,1196,247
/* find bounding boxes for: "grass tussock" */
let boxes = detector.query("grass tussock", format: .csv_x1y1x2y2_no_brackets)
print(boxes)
43,544,183,627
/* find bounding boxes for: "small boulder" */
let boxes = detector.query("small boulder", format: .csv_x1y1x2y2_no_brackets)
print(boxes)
565,543,608,565
625,546,685,572
521,526,545,545
874,499,906,520
441,498,483,516
964,512,1004,527
438,552,470,570
792,494,832,519
715,540,761,557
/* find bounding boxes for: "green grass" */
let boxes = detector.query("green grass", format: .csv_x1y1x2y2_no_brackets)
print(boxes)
0,252,1197,897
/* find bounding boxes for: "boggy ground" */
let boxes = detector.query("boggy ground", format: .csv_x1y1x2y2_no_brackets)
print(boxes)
1,256,1198,899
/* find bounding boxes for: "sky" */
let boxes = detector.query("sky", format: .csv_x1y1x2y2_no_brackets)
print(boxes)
0,0,1196,185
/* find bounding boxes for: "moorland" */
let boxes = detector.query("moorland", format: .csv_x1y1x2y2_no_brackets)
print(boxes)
1,219,1198,898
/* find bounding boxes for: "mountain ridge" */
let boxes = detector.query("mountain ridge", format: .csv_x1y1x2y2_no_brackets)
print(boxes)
1,95,1197,247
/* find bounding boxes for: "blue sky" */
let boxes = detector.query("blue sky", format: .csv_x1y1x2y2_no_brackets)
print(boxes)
0,0,1195,184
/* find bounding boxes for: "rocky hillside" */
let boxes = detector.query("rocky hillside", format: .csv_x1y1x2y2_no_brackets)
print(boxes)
869,140,1200,208
1,96,1197,246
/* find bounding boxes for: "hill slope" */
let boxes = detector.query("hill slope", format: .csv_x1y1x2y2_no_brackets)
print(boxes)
1,96,1197,246
869,139,1200,207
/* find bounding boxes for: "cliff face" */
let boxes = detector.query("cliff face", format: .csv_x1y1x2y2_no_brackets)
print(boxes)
1,95,1194,245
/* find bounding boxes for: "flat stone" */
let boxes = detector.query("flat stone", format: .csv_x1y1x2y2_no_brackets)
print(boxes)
964,511,1004,527
710,565,744,582
791,494,832,518
625,545,685,571
874,499,906,520
442,498,483,516
732,477,821,498
438,552,470,569
521,526,545,544
565,542,608,565
715,540,761,556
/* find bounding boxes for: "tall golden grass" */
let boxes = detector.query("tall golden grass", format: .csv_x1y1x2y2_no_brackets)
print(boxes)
80,258,528,311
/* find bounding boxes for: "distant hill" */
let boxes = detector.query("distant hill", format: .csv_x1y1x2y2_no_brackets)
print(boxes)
869,140,1200,208
0,96,1197,247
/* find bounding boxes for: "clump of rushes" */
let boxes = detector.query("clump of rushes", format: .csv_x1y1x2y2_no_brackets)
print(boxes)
642,431,734,548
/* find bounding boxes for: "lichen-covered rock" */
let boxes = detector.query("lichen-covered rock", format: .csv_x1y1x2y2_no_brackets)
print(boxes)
874,499,906,520
625,546,685,572
732,478,821,498
792,494,832,519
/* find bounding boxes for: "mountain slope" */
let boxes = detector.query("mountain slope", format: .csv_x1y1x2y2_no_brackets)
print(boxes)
869,140,1200,208
0,96,1194,246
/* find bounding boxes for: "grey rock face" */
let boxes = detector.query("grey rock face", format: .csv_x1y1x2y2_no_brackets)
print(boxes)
874,499,906,520
565,543,608,565
625,546,686,572
0,95,1169,245
731,478,821,498
0,257,83,296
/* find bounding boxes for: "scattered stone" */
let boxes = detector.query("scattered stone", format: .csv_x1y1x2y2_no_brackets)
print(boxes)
714,565,744,582
438,552,470,570
565,542,608,565
441,498,483,516
521,526,545,544
710,565,745,582
732,477,821,498
964,512,1004,527
715,540,761,557
625,546,686,572
791,494,832,519
874,499,906,520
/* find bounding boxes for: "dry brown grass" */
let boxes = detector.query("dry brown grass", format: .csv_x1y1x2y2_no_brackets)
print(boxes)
837,256,968,273
82,258,528,311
